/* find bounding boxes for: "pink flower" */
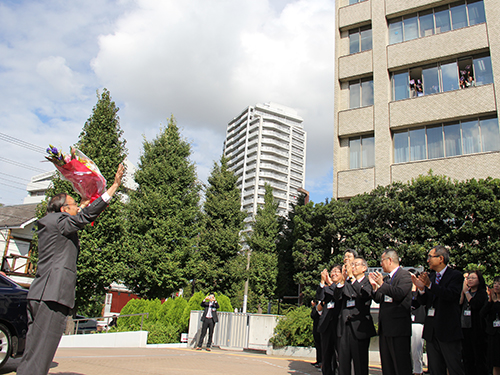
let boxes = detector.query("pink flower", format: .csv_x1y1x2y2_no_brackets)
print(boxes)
64,154,71,163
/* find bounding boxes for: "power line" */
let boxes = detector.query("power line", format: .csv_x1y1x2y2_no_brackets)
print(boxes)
0,178,26,187
0,172,30,182
0,182,26,191
0,157,46,173
0,132,46,154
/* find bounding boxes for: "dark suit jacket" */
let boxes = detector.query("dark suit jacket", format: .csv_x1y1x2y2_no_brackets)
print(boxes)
318,284,341,335
201,300,219,323
335,276,376,340
28,197,109,309
417,267,464,342
373,267,412,337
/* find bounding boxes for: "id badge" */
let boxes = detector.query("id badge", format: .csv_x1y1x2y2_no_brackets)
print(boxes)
493,320,500,328
346,299,355,308
384,295,393,303
463,309,471,316
428,307,435,317
327,301,335,309
411,314,415,322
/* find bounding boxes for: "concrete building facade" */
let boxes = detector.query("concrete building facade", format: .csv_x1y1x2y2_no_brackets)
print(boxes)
223,102,306,225
334,0,500,199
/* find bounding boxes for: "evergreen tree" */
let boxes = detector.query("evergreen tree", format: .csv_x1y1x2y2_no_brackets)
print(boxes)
194,156,246,297
75,88,128,316
245,183,281,312
124,116,201,299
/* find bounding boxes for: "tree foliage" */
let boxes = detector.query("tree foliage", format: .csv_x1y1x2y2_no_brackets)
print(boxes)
283,173,500,302
124,116,201,299
246,184,281,310
194,156,246,297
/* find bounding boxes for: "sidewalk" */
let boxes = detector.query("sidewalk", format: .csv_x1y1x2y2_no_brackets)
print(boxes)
1,347,384,375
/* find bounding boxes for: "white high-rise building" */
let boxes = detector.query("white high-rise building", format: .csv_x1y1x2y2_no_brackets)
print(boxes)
224,102,306,226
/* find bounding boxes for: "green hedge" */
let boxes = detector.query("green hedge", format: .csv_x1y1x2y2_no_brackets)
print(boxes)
115,293,233,344
270,306,314,348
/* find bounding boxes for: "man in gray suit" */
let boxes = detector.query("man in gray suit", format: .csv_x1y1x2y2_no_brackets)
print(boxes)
17,164,124,375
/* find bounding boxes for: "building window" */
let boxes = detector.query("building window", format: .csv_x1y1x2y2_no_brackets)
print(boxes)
349,0,367,4
393,117,500,163
349,26,372,54
391,54,493,101
349,135,374,169
388,0,486,45
349,78,373,108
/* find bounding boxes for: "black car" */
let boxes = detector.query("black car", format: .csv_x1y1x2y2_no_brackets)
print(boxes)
74,315,98,334
0,274,28,368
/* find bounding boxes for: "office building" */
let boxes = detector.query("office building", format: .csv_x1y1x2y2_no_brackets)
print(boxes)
224,102,306,224
334,0,500,199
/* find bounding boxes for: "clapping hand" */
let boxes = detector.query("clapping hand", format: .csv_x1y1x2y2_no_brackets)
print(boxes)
411,273,425,291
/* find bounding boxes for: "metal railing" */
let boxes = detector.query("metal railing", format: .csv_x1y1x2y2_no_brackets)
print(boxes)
68,312,149,335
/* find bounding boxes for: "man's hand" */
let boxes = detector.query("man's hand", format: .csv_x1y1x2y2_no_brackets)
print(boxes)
368,273,379,291
418,272,431,288
80,199,91,209
411,273,425,291
321,269,328,285
106,163,125,198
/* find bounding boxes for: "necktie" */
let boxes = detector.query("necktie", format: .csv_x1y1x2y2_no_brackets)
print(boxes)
435,273,442,285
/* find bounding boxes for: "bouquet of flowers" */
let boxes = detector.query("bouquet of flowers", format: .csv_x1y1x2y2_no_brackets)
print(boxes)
45,145,107,202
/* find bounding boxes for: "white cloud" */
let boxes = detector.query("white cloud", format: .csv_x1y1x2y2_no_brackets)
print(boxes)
0,0,334,205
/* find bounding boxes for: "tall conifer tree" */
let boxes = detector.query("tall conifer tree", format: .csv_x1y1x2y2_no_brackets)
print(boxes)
194,156,246,297
124,116,201,299
75,88,128,315
245,183,281,312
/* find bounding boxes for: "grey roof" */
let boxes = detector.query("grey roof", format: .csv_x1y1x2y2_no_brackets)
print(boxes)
0,204,38,228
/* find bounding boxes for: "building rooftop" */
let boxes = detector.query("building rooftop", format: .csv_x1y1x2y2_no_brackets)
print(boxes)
0,203,38,228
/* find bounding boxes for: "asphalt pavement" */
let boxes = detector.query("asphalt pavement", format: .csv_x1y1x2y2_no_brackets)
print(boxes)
0,347,385,375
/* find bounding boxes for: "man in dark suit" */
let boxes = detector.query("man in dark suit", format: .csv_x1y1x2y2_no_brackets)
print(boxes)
412,245,465,375
310,300,322,368
17,164,124,375
317,264,343,375
335,257,376,375
196,293,219,351
369,249,412,375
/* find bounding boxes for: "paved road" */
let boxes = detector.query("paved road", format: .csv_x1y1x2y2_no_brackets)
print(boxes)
0,347,384,375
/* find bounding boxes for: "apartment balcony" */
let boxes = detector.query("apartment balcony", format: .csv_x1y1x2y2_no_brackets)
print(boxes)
389,84,496,129
337,167,375,198
260,162,288,173
260,145,289,157
387,23,489,71
262,121,291,134
338,50,373,81
338,106,374,137
261,128,290,140
260,152,289,166
338,0,371,30
386,0,452,18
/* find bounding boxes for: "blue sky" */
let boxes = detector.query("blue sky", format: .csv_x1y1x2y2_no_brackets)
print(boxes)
0,0,334,206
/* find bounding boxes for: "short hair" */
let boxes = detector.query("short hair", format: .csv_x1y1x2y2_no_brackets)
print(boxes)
384,249,399,264
493,276,500,284
344,249,358,258
47,193,68,213
431,245,450,265
354,257,368,268
331,264,342,273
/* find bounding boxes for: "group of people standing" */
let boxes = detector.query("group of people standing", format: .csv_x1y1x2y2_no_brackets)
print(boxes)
311,245,500,375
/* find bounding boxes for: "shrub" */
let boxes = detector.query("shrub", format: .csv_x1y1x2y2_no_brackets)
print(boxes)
270,306,313,348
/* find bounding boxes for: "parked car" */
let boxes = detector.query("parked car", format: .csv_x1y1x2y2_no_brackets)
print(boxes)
0,274,28,368
74,315,98,334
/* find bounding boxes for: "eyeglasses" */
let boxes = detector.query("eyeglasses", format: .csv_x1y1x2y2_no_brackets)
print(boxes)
427,255,441,260
62,203,78,207
380,257,390,262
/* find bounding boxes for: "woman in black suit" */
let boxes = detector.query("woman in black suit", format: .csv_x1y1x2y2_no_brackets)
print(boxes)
481,276,500,375
460,271,488,375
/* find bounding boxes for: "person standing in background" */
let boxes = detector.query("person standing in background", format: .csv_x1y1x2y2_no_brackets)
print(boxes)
196,293,219,351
